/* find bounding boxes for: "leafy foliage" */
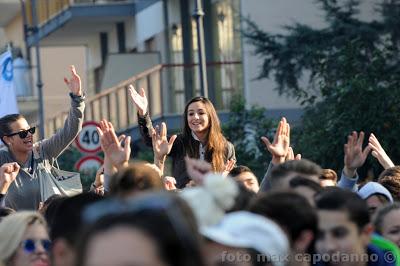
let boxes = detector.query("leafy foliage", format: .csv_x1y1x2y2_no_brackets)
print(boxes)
244,0,400,176
223,95,275,179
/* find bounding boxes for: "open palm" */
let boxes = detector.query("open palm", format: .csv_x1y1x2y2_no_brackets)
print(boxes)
64,65,82,96
128,85,148,116
152,122,177,160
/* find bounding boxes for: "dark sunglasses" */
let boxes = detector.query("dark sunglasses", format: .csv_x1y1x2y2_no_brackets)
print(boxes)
7,127,36,139
21,239,51,253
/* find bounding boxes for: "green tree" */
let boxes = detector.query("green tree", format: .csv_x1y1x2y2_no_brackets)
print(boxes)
223,95,274,179
244,0,400,175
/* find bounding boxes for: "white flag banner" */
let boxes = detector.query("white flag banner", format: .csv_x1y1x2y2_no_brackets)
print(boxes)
0,50,19,118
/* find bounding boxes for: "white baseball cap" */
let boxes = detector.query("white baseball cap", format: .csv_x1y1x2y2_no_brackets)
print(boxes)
358,182,393,203
201,211,289,266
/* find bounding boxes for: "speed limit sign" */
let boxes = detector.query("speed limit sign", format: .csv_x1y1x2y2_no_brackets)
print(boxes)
75,121,101,153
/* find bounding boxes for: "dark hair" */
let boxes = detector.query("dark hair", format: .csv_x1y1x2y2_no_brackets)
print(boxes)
183,97,227,172
289,176,323,194
109,162,163,197
315,188,370,230
43,195,66,229
0,114,25,143
373,203,400,234
0,207,15,221
75,193,205,266
229,165,254,178
378,166,400,201
50,193,103,245
248,191,317,245
226,181,256,212
270,159,322,187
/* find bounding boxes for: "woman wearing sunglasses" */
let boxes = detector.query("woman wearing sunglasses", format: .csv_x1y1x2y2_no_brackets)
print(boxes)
0,65,85,210
0,211,51,266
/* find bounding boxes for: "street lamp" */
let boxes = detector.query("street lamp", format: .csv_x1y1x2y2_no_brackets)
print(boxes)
193,0,208,98
20,0,45,139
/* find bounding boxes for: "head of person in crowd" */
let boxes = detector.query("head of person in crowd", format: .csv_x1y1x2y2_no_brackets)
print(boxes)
201,211,289,266
320,169,338,187
378,166,400,201
183,96,228,172
289,176,323,207
108,162,164,198
43,196,66,230
76,192,205,266
0,207,15,222
0,114,35,155
0,211,50,266
50,193,102,266
39,194,64,215
249,191,317,259
226,181,257,213
229,165,260,193
358,182,393,216
270,159,323,190
180,173,239,227
373,203,400,248
315,188,375,265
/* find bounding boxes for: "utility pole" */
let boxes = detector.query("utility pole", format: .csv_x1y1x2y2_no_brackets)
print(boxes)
193,0,208,98
30,0,45,138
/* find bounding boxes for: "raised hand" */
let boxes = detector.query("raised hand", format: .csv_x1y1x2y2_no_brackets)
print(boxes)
285,147,302,161
128,85,148,116
97,119,131,170
222,159,236,177
185,157,212,185
64,65,82,96
0,162,20,194
151,122,177,161
343,131,371,177
261,117,290,165
368,133,394,170
163,176,177,190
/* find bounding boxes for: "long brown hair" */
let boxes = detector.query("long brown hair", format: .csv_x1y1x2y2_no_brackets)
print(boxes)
183,97,227,172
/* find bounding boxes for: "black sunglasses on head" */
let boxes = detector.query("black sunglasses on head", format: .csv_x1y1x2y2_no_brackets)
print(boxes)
7,127,36,139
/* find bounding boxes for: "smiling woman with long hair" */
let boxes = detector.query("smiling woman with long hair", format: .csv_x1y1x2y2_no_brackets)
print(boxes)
129,87,235,188
0,66,85,210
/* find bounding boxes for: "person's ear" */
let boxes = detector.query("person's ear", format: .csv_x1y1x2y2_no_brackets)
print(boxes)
294,230,314,253
3,136,12,146
52,239,75,266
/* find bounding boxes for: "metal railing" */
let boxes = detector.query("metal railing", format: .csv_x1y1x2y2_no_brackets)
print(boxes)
44,61,242,137
24,0,133,26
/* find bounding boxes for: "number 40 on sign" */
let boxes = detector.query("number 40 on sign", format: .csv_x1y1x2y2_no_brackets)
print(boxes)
75,121,101,153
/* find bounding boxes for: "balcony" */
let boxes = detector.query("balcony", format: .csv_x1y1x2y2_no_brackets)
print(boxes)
23,0,160,47
43,61,243,138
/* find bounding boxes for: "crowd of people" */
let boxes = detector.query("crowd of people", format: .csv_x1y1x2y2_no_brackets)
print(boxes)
0,66,399,266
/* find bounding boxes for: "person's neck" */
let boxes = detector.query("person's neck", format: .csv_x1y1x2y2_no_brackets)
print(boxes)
193,131,207,144
10,148,30,164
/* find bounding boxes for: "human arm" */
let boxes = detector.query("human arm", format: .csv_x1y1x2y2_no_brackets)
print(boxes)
338,131,371,191
0,162,20,195
97,119,131,171
368,133,394,170
261,117,290,165
151,122,177,176
39,66,85,160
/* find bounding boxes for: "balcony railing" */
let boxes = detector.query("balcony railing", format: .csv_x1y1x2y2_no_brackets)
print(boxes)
43,61,242,137
24,0,133,26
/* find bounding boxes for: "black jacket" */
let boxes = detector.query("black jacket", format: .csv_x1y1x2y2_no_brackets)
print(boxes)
138,113,236,188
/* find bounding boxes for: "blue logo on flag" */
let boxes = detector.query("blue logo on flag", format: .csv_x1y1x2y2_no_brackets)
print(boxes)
2,57,13,82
